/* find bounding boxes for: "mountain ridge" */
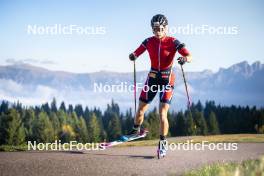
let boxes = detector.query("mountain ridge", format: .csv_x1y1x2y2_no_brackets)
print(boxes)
0,60,263,110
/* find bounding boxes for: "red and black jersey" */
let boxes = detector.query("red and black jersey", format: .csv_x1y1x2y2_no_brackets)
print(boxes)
133,36,190,71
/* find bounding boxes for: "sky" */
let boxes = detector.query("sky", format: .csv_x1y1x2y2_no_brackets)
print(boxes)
0,0,263,73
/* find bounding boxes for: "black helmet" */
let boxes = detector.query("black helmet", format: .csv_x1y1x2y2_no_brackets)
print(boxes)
151,14,168,28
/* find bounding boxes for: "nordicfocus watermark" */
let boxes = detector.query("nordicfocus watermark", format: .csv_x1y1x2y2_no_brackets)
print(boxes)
27,24,106,35
93,82,172,93
160,140,238,151
168,24,239,35
27,140,106,151
27,140,238,151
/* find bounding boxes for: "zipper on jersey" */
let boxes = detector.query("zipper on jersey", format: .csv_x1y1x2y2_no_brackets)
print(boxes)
158,39,161,71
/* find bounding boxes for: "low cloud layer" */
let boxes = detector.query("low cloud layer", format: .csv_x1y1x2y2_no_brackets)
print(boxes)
5,58,56,65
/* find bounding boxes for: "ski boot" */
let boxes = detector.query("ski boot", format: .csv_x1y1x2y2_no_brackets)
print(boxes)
120,128,148,142
157,139,168,159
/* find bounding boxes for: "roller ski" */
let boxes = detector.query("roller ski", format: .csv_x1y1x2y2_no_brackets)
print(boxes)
100,128,148,149
157,139,168,159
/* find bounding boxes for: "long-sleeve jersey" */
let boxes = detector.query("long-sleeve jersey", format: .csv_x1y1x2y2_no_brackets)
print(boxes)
133,36,190,71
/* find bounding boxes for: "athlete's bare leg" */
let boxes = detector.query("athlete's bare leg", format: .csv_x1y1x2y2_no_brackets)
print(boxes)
134,100,149,125
159,103,170,136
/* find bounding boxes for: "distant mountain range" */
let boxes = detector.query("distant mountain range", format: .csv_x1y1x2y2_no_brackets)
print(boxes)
0,61,263,111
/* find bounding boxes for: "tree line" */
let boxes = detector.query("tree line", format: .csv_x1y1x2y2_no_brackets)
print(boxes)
0,99,263,145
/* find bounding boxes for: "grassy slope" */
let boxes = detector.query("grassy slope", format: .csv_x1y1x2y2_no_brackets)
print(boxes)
119,134,264,147
183,156,264,176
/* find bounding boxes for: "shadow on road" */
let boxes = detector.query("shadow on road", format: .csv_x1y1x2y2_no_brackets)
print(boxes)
24,150,156,159
129,155,155,159
89,153,156,159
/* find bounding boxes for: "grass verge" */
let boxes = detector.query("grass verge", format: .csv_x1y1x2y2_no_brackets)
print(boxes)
0,134,263,151
183,156,264,176
119,134,264,147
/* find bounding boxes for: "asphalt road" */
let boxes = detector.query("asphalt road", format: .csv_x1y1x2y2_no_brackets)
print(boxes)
0,143,264,176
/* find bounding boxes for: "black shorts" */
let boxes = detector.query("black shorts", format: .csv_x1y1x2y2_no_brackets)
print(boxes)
139,67,175,104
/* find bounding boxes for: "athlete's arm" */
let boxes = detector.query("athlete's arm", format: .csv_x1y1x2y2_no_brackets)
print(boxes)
129,39,148,61
184,53,192,63
174,39,192,63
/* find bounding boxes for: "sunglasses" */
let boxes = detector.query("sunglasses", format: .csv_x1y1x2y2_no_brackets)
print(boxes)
153,27,165,32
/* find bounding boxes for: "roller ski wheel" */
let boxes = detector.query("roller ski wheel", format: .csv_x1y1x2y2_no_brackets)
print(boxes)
157,148,166,159
157,139,168,159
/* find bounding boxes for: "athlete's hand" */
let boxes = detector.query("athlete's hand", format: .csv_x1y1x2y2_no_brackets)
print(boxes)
129,53,136,61
177,57,187,65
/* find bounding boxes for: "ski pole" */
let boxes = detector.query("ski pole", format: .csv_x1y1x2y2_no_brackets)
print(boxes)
180,64,191,110
133,60,137,117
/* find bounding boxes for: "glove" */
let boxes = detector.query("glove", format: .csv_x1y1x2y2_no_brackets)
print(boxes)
177,57,187,65
129,53,137,61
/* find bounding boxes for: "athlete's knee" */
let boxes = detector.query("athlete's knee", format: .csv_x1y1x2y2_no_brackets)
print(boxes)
159,105,169,122
159,106,168,116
